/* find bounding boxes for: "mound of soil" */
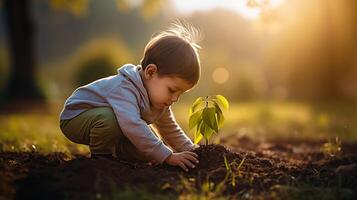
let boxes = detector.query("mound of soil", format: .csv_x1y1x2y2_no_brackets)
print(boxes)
1,138,357,199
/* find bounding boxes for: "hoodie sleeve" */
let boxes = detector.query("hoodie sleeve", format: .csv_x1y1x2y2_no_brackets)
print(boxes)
107,86,172,163
152,107,196,152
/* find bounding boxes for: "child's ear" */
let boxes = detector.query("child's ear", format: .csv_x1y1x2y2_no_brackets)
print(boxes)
144,64,157,79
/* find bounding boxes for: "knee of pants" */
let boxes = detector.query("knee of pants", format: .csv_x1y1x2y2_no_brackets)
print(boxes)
93,107,123,141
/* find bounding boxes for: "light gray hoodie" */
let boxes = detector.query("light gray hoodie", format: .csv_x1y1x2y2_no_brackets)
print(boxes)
60,64,195,163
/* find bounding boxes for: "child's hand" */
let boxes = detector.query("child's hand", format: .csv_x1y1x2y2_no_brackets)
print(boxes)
164,151,199,172
147,160,159,166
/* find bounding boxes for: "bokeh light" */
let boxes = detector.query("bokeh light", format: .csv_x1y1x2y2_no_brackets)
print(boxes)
212,67,229,84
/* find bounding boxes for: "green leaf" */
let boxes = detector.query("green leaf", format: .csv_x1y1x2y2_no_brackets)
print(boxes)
215,95,229,111
194,132,203,144
213,102,225,128
200,123,214,142
189,97,205,115
189,95,229,145
196,118,202,133
189,109,203,130
212,101,222,114
216,113,225,129
202,107,218,133
194,119,203,144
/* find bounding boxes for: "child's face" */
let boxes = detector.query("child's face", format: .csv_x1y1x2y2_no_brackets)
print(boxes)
141,64,194,110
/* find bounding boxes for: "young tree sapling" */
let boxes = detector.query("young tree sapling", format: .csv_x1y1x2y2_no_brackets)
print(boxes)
189,95,229,145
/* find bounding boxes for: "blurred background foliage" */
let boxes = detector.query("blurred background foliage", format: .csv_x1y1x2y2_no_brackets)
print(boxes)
0,0,357,149
0,0,356,102
0,45,9,92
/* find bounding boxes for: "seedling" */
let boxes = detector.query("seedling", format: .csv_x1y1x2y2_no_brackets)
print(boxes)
178,175,224,199
223,155,245,187
189,95,229,145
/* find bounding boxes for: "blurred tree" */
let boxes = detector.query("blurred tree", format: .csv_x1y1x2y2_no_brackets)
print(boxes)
0,0,165,111
292,0,357,101
1,0,45,109
75,55,116,87
262,0,357,101
71,36,133,88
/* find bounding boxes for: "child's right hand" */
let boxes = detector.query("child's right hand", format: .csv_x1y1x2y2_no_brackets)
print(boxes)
164,151,199,172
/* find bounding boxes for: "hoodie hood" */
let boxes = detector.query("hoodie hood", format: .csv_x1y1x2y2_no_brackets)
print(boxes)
118,64,148,98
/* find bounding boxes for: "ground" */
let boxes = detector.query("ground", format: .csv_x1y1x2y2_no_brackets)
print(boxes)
1,136,357,200
1,102,357,199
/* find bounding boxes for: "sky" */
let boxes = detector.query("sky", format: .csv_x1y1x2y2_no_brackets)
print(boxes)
169,0,284,20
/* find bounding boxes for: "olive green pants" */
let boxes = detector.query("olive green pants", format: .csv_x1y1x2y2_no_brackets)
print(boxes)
60,107,149,162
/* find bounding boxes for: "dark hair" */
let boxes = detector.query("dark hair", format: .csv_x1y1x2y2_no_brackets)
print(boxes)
140,22,202,85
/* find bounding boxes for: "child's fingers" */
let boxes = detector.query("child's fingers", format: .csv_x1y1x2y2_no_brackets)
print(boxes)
148,160,159,166
183,153,199,164
178,162,189,172
181,157,196,169
185,151,199,158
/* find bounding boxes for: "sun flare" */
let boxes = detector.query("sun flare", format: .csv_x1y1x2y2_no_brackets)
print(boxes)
170,0,284,20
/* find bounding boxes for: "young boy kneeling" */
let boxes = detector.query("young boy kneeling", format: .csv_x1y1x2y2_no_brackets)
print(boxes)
60,23,201,172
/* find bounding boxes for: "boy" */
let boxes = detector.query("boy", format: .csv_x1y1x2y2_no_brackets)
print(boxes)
59,22,201,172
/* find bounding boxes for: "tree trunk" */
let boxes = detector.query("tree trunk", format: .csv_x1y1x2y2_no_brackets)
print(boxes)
1,0,45,110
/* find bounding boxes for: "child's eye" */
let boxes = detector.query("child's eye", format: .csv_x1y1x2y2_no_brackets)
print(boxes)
168,88,176,93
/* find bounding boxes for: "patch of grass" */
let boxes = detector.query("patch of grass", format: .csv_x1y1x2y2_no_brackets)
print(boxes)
321,136,342,157
172,101,357,143
170,156,247,200
223,154,245,188
175,176,229,200
0,112,88,154
1,101,356,155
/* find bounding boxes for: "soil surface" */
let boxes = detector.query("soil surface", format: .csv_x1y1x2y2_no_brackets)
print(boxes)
1,137,357,199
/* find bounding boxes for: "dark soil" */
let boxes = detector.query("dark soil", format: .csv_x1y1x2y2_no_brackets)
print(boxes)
1,137,357,200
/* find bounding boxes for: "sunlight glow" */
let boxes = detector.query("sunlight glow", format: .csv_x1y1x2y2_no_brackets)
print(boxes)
212,67,229,84
170,0,284,20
